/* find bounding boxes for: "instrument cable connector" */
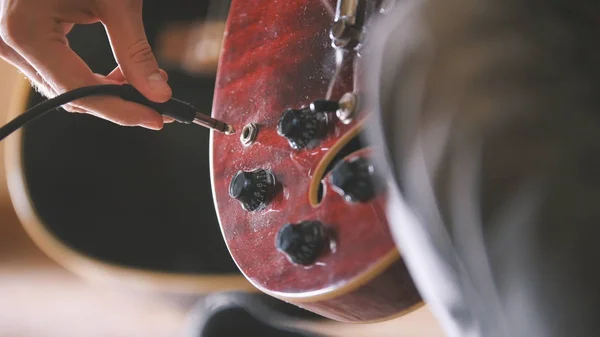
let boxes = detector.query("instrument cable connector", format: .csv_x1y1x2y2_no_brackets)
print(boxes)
0,84,234,142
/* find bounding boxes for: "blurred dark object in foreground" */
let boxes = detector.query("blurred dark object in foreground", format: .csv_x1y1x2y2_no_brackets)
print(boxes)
364,1,600,337
181,293,325,337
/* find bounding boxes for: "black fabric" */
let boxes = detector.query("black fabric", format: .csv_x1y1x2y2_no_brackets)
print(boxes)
199,307,320,337
364,1,600,336
184,293,325,337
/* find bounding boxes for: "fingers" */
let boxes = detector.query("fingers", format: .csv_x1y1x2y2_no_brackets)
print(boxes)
74,71,165,129
97,0,172,104
0,0,171,130
0,12,164,130
0,39,84,114
104,66,173,124
0,40,56,98
106,66,169,83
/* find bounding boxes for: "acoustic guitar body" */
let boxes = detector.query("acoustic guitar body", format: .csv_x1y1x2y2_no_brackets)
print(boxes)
211,0,422,323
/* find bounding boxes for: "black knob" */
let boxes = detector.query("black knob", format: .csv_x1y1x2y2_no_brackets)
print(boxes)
330,157,379,203
275,221,327,265
229,169,277,212
277,107,328,150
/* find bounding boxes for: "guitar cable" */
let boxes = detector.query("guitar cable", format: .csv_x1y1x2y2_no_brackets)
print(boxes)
0,84,235,142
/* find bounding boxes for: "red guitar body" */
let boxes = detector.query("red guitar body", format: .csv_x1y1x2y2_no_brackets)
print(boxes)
211,0,422,322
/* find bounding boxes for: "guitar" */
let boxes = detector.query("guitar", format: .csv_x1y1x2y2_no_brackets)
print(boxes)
211,0,423,323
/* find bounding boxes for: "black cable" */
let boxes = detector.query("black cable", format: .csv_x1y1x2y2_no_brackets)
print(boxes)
0,85,122,141
0,84,208,142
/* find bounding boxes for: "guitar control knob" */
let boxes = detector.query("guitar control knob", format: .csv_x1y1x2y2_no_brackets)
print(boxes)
277,108,328,150
330,157,378,203
229,169,277,212
275,221,327,265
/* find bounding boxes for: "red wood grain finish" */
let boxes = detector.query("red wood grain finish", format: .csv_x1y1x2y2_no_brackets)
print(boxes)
211,0,422,321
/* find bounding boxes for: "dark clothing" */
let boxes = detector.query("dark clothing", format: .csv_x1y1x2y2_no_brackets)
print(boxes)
364,1,600,336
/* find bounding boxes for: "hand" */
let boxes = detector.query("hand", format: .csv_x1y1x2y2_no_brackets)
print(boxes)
0,0,172,130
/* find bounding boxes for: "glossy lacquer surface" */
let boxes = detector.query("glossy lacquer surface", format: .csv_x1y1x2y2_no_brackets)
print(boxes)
211,0,422,322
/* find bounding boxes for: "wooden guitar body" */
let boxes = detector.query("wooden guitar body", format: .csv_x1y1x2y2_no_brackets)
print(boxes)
211,0,422,322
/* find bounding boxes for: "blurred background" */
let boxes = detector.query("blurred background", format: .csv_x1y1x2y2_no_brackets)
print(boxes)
0,1,444,336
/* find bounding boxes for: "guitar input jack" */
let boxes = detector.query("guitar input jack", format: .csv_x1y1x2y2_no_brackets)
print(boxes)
240,123,259,146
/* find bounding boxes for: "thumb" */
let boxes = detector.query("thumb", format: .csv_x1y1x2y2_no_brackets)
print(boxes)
99,0,172,103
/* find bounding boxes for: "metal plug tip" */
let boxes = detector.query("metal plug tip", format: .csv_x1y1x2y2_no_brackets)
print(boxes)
224,124,235,135
192,111,235,135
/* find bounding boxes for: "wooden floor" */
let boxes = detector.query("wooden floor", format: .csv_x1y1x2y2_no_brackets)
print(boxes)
0,203,193,337
0,60,445,337
0,260,187,337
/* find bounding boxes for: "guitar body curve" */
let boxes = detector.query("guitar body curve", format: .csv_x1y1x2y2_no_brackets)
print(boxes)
211,0,422,322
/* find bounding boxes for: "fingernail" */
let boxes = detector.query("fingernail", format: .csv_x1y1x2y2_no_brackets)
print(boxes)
147,72,171,95
140,120,163,130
